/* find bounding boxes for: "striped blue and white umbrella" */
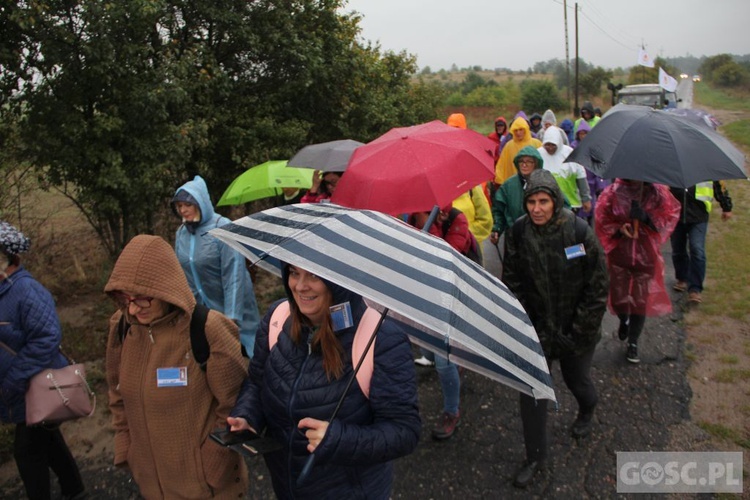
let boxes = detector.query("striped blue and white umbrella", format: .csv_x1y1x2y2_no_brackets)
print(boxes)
211,203,555,401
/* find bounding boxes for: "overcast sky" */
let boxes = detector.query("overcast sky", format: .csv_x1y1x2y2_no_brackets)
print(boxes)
341,0,750,71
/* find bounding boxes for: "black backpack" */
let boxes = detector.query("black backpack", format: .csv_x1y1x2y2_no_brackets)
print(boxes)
117,303,211,372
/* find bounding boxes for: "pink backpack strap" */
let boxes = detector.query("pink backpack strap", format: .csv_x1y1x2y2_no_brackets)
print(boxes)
269,301,380,399
351,307,382,399
269,300,290,351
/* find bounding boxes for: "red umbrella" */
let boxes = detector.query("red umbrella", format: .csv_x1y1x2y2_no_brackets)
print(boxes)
331,120,496,215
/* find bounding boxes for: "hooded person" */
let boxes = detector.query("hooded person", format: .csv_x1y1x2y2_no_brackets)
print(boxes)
574,101,600,134
560,118,575,144
104,234,249,499
595,179,680,363
487,116,508,163
172,175,260,357
494,117,542,185
502,169,608,488
537,126,591,211
227,263,420,499
446,112,468,130
490,146,544,242
0,221,86,500
538,109,569,146
528,112,543,136
570,119,591,149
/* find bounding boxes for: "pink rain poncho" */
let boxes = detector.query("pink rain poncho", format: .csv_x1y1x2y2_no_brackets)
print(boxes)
595,179,680,316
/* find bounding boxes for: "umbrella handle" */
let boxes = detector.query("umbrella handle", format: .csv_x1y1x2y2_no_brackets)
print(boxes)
298,455,316,487
422,205,440,233
633,219,639,239
296,308,389,488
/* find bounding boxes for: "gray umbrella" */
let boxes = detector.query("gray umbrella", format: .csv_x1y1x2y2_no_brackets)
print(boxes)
565,104,746,188
287,139,364,172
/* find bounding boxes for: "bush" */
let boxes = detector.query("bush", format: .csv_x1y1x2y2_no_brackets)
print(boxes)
520,80,566,112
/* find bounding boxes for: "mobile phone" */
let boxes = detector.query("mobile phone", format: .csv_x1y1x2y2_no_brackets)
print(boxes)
210,429,258,447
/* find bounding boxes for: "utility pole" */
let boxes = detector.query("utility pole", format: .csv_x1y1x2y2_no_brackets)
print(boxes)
574,2,579,117
564,0,570,105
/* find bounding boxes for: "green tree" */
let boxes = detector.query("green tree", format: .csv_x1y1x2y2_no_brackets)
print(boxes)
699,54,734,82
2,0,440,256
627,57,678,84
520,80,566,113
579,67,613,98
713,62,749,87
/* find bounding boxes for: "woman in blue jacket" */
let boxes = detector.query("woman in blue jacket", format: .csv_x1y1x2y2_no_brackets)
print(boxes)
0,221,85,500
228,264,420,499
172,175,261,356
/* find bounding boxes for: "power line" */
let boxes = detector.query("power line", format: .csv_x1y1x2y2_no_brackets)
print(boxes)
552,0,638,52
580,0,640,46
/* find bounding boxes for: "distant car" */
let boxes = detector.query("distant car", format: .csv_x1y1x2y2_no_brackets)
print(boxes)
692,75,702,82
680,73,689,79
615,83,680,109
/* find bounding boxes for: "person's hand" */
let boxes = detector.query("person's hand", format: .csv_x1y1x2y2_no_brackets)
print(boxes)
309,170,323,193
629,200,650,222
620,222,636,239
227,416,255,433
298,417,329,453
722,211,733,221
582,201,592,213
490,231,499,245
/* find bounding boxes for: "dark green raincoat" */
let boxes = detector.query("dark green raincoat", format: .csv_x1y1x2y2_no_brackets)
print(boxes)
502,169,609,359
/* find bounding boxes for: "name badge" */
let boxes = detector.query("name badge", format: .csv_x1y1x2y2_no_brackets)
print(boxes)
157,367,188,387
565,244,586,260
329,302,354,331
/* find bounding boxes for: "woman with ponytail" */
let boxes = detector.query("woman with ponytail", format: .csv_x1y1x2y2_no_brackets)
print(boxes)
228,264,420,499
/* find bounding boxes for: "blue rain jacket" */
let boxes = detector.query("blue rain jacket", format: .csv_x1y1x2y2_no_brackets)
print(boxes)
173,175,260,355
0,267,68,423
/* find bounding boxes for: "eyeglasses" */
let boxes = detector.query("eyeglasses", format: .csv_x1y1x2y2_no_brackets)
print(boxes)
518,159,536,166
114,292,154,309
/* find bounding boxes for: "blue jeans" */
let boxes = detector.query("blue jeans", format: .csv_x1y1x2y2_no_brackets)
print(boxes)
422,349,461,415
670,221,707,293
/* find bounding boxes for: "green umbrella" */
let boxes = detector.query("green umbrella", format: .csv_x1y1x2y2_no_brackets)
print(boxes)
217,160,313,206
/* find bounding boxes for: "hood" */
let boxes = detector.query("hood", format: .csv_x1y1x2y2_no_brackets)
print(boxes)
523,169,565,219
542,126,564,148
104,235,196,315
281,264,366,325
447,113,467,129
542,109,557,126
581,101,595,114
513,145,544,173
529,113,543,123
509,117,532,142
576,119,592,139
560,119,574,133
171,175,216,227
515,111,529,121
495,116,507,127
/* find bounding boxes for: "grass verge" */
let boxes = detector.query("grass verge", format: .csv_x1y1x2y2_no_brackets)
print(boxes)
694,83,750,112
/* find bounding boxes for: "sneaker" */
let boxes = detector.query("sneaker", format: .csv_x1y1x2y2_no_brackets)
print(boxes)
571,411,594,439
414,355,435,367
431,411,460,440
626,343,640,364
673,281,688,292
513,459,544,488
688,291,702,303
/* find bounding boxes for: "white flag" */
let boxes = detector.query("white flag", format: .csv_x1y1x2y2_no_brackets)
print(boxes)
637,47,654,68
659,67,678,92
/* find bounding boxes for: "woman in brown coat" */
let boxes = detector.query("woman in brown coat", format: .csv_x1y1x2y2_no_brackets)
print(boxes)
104,235,248,499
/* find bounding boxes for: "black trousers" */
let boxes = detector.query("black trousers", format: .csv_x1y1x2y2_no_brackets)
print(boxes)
519,347,598,462
14,423,85,500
